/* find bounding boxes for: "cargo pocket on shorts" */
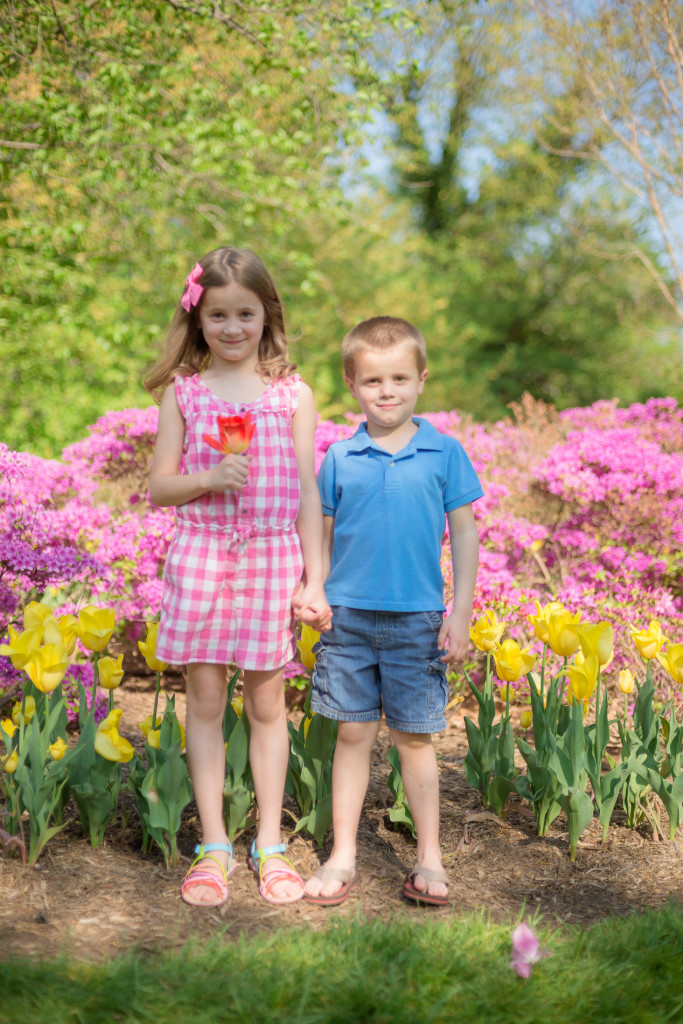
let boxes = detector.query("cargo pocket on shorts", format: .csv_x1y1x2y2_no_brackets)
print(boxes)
427,655,449,721
311,642,329,704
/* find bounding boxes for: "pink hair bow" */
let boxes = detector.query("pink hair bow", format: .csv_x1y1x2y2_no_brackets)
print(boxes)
181,262,204,312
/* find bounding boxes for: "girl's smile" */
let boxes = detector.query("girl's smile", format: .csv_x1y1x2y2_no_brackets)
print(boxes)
199,281,266,369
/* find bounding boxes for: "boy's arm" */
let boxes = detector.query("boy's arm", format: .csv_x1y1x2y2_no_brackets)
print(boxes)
438,503,479,664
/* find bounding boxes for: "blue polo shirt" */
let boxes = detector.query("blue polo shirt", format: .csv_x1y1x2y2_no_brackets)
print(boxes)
318,417,483,612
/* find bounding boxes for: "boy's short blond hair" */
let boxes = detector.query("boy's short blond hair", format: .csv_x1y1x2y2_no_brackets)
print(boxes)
342,316,427,378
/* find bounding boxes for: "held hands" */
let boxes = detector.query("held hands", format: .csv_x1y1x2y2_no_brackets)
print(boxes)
208,452,252,493
292,581,333,632
438,608,471,666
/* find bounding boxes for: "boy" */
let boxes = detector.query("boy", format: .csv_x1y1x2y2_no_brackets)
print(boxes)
302,316,482,906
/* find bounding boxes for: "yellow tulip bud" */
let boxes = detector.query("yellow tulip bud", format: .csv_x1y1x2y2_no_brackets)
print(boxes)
49,736,68,760
1,717,17,740
137,620,168,673
12,696,36,725
519,708,533,729
57,614,80,656
146,728,161,750
139,713,162,738
231,696,244,718
94,708,134,763
0,624,43,670
297,625,320,671
98,654,124,690
564,654,599,702
23,643,69,693
23,600,53,630
527,600,566,645
470,610,506,652
618,669,636,695
493,639,536,683
2,749,18,773
629,620,665,661
579,622,614,667
656,644,683,686
546,608,582,658
77,605,115,653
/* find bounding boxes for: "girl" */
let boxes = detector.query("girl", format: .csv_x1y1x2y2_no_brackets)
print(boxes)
145,247,331,908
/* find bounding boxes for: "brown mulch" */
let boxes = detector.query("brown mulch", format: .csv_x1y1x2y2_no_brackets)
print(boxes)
1,675,682,962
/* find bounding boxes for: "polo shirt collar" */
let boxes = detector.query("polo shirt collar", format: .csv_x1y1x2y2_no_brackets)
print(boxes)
347,417,444,455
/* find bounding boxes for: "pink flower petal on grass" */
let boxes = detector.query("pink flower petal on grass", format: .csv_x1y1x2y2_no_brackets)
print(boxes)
510,923,550,978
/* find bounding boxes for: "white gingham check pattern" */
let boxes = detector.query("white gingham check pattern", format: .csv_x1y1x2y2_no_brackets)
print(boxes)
156,373,304,670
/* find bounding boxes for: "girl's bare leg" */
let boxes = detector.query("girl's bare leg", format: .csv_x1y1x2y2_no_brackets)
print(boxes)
304,719,380,899
184,662,231,903
389,729,447,899
242,666,302,900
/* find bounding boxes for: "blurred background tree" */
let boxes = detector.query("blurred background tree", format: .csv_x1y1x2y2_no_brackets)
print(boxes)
1,0,681,456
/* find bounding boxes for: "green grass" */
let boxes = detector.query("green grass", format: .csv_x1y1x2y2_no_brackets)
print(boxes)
1,906,682,1024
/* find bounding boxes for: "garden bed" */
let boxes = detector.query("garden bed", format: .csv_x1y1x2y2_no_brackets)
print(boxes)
2,675,681,963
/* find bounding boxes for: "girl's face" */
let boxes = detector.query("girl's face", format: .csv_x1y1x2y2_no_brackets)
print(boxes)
199,280,266,371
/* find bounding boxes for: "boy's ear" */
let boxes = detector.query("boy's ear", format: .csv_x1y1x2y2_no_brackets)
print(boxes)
417,369,429,392
344,375,358,398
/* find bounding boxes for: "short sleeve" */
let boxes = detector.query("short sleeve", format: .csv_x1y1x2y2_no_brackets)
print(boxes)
443,439,484,512
317,448,338,516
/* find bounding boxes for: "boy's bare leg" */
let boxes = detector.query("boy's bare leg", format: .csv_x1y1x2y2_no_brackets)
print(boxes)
389,730,448,900
304,719,380,898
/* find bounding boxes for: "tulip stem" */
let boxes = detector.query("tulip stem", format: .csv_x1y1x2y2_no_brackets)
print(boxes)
152,671,161,729
91,652,99,719
540,644,547,701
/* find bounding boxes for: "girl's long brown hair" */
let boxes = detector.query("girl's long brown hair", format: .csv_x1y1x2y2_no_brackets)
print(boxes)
144,247,297,401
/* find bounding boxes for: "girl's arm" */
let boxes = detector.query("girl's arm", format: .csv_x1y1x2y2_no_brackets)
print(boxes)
290,382,332,631
438,503,479,665
149,384,251,508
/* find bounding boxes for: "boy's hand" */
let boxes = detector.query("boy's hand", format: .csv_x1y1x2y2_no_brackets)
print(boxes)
292,582,333,632
438,609,471,665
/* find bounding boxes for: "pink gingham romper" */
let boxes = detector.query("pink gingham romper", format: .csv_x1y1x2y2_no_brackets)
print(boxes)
155,372,304,670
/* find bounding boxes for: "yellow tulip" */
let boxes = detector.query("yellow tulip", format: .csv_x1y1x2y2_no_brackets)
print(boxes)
137,620,168,673
470,609,506,652
94,708,134,763
77,605,115,653
492,639,536,682
618,669,636,695
546,608,582,658
12,696,36,725
41,615,65,647
231,695,244,718
519,708,533,729
656,644,683,686
139,713,162,738
2,749,18,774
146,728,161,750
57,614,80,656
297,625,320,671
578,622,614,667
303,713,315,739
0,718,17,739
0,624,43,670
98,654,124,690
527,599,566,644
49,736,68,760
23,643,69,694
564,653,599,702
23,601,53,630
629,620,665,661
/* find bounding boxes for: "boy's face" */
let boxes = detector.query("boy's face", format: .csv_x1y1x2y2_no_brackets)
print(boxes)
345,341,428,436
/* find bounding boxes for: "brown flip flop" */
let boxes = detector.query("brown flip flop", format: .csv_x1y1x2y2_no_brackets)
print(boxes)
303,865,359,907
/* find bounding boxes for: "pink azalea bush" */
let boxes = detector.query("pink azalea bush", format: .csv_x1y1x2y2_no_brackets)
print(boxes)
2,397,681,706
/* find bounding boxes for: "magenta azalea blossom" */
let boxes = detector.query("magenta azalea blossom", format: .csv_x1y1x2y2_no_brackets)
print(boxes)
510,922,550,978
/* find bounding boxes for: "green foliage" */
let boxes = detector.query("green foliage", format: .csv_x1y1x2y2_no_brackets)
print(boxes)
386,744,416,837
286,707,337,846
221,670,254,840
463,656,518,816
3,908,683,1024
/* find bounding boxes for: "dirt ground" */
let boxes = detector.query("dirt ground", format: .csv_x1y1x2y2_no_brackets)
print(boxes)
2,673,682,962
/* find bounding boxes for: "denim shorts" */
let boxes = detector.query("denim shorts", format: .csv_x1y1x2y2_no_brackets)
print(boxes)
309,606,449,734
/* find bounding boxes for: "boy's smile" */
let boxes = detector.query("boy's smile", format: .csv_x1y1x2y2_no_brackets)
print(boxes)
345,342,428,445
